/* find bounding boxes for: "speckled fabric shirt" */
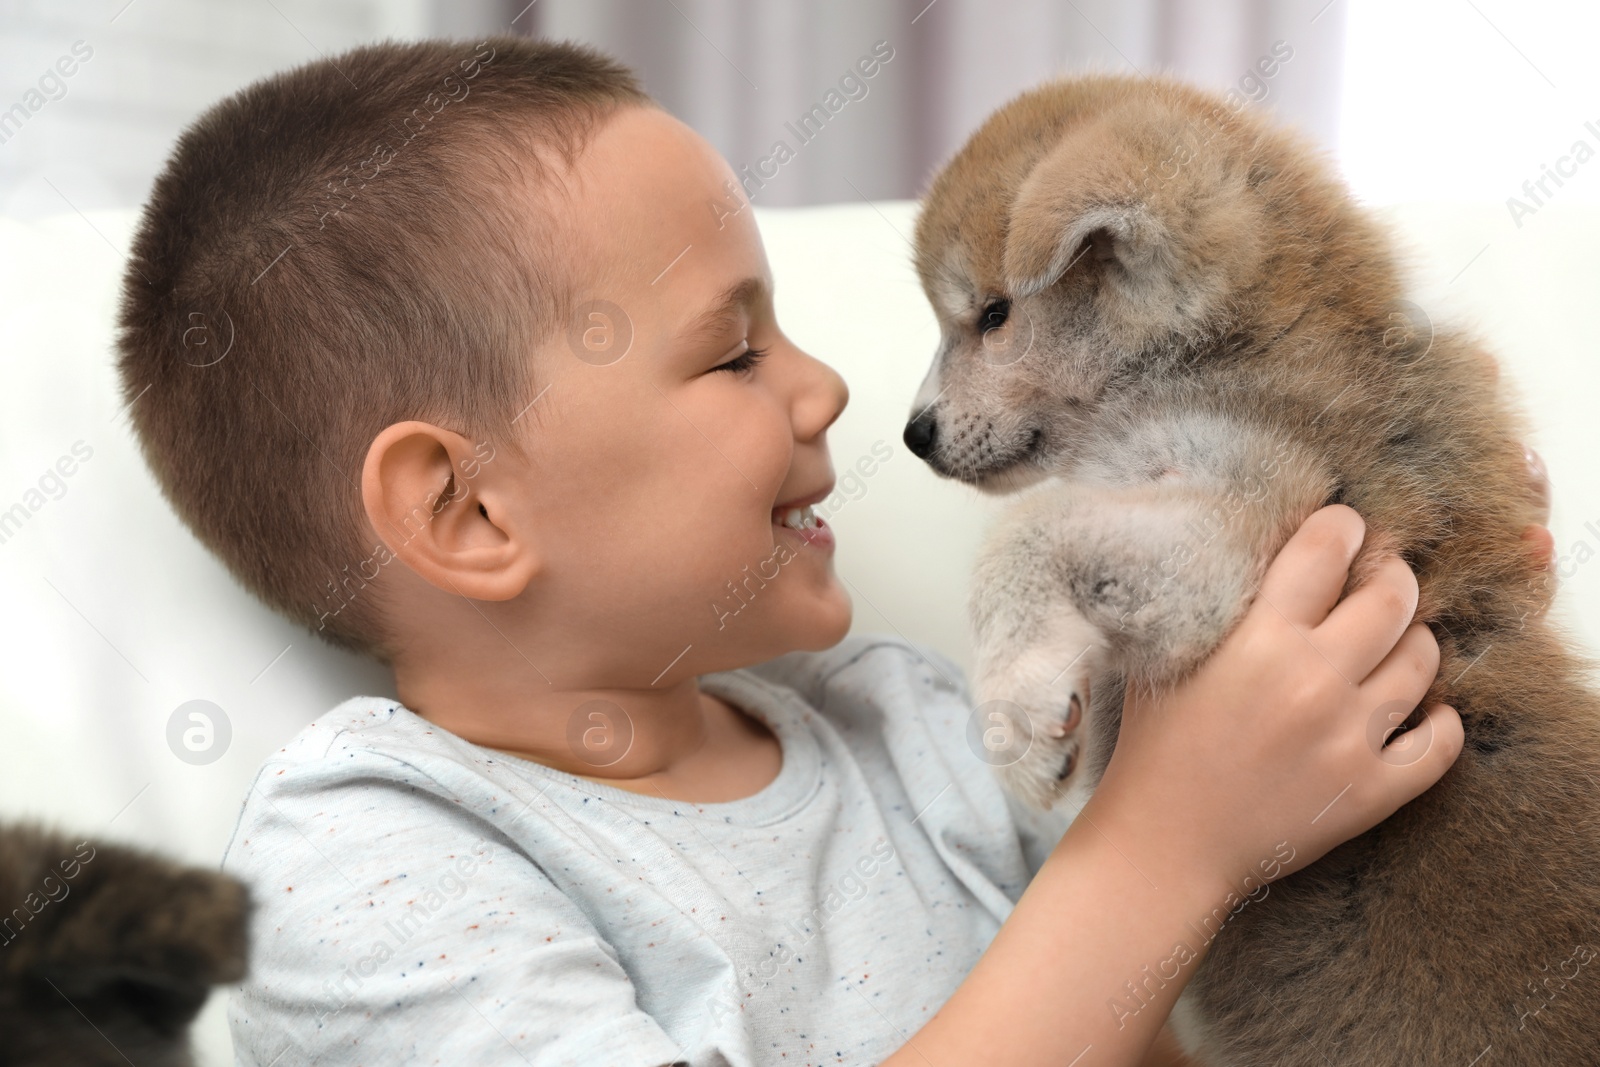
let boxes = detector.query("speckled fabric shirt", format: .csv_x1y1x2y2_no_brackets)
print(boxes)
221,633,1078,1066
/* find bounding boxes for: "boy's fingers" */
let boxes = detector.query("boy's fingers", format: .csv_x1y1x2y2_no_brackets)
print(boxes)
1353,621,1438,716
1316,555,1421,682
1524,444,1550,520
1256,505,1365,628
1372,702,1464,807
1523,525,1555,571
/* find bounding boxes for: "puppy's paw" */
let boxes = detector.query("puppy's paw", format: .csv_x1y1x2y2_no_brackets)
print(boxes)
972,612,1105,811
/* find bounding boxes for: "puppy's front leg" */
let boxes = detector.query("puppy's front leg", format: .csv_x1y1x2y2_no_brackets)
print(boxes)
970,479,1294,811
969,522,1108,812
968,481,1134,813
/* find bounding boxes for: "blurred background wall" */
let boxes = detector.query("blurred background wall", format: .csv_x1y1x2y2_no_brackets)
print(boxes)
9,0,1595,216
9,0,1597,219
3,0,1351,217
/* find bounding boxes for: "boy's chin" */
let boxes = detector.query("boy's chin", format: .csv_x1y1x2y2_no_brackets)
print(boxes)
790,600,854,652
746,593,854,659
793,591,855,651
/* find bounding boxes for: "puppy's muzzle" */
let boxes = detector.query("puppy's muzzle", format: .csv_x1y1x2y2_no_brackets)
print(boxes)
904,407,1047,485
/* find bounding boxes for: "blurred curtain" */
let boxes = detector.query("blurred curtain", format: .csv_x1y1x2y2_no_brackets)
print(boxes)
522,0,1348,206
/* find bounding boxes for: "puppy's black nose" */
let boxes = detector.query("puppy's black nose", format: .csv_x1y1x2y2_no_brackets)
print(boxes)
903,411,938,459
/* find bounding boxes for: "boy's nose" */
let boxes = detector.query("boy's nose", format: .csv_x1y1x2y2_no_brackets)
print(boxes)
792,348,850,439
903,411,937,459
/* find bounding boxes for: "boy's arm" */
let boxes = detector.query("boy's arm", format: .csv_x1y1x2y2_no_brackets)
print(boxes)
881,505,1464,1066
880,797,1228,1065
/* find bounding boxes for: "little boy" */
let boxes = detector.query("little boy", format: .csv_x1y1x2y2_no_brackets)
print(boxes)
114,36,1554,1067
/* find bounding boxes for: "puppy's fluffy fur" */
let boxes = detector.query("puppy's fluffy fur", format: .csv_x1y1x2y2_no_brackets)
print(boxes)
907,73,1600,1065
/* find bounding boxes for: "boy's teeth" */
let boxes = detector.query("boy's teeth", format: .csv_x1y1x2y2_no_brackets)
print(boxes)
780,504,819,530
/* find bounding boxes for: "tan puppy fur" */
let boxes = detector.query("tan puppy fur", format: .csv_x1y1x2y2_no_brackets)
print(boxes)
906,72,1600,1065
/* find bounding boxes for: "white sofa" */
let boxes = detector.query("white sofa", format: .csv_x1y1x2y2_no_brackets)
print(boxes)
2,198,1598,1064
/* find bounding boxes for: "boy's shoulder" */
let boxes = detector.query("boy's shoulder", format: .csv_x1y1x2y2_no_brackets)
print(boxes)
218,695,477,868
242,694,442,783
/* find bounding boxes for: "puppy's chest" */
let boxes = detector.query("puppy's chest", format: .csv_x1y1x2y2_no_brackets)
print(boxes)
1069,407,1290,493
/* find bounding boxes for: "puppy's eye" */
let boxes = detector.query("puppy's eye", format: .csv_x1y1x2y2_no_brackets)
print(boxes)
980,298,1010,332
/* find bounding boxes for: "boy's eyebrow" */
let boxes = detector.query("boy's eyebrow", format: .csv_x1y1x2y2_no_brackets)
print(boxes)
676,276,767,349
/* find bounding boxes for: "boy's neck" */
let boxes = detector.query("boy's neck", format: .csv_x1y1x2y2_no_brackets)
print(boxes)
394,655,783,803
562,691,782,802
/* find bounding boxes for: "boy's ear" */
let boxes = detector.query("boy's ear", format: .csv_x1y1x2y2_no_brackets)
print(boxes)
360,421,537,601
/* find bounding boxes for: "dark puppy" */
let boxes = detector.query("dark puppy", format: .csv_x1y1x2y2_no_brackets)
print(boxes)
906,72,1600,1065
0,821,250,1067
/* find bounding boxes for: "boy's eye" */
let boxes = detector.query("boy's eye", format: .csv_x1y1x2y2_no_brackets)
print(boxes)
711,340,770,375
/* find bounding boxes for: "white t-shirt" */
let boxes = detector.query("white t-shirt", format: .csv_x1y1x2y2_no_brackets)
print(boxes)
221,633,1077,1066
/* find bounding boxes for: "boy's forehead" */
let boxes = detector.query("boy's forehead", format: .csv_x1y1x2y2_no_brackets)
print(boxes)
549,106,757,294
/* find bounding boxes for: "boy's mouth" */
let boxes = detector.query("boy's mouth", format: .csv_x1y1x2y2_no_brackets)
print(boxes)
772,503,833,549
771,484,835,550
775,503,821,530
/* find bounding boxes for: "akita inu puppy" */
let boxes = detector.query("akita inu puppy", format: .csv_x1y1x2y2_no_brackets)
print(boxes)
905,73,1600,1065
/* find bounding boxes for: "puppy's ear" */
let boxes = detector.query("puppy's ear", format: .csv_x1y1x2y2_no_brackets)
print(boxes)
1002,137,1172,299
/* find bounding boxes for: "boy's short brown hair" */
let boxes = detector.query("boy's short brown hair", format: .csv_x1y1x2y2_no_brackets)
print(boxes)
114,36,651,663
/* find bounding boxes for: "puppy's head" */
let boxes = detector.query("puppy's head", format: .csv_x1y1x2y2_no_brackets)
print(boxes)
906,73,1297,490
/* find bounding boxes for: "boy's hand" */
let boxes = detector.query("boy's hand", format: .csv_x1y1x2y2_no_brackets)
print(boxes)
1089,504,1463,904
